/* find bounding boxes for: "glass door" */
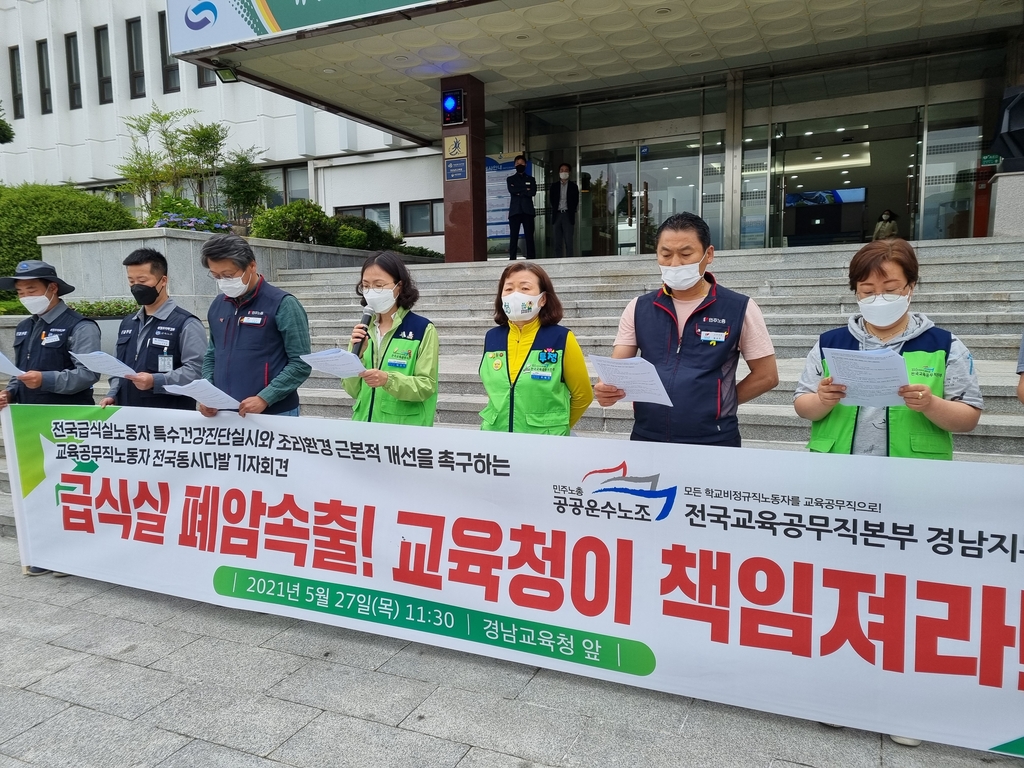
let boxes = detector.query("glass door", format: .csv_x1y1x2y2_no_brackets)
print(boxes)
638,139,701,254
580,145,637,257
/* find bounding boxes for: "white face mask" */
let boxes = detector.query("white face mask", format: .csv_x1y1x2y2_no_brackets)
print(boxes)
559,172,570,181
217,271,251,299
502,291,544,322
660,253,708,292
363,286,397,315
20,292,53,315
882,214,890,221
858,293,910,328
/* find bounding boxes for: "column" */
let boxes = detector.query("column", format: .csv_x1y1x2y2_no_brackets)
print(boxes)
440,75,486,262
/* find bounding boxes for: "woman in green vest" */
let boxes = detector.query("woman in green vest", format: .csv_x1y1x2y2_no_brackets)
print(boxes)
479,262,593,435
794,238,982,462
344,251,438,426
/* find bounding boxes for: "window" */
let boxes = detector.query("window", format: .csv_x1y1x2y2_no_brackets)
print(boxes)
64,33,81,110
334,204,391,228
126,18,145,99
197,64,217,88
94,26,112,104
8,47,23,119
36,40,52,114
285,166,309,201
263,168,285,208
157,12,179,93
400,199,445,236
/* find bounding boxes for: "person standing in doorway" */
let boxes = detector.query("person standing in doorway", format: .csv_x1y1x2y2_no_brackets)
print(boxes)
549,162,579,259
872,209,898,240
507,154,537,260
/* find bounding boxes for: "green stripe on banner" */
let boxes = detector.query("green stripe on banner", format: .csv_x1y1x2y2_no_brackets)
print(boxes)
214,566,656,676
992,736,1024,756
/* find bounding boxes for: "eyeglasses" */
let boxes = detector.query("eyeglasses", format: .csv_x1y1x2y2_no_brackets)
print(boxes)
208,269,246,280
856,284,910,303
360,283,395,292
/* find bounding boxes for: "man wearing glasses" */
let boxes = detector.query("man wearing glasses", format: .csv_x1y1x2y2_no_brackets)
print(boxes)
200,234,311,417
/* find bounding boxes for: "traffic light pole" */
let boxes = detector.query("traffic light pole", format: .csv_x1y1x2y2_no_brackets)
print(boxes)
439,74,487,262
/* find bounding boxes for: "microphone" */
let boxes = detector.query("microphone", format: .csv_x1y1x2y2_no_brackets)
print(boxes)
355,307,372,358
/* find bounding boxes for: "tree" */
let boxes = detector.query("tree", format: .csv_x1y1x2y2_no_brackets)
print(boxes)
113,103,197,215
179,121,229,211
0,101,13,145
220,147,277,225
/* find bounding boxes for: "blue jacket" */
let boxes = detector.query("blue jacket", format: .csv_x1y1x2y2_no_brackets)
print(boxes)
632,276,749,445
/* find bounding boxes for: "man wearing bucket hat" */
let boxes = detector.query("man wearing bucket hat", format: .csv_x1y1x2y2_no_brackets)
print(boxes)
0,260,100,576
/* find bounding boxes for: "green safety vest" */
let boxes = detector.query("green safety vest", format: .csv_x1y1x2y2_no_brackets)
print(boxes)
352,309,437,427
479,324,571,436
807,327,954,460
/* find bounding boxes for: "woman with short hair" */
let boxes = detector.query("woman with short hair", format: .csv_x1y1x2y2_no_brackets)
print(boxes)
794,238,982,461
479,262,593,435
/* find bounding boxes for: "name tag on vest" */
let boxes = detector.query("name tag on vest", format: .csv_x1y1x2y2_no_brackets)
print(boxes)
701,331,726,343
41,334,61,345
239,316,265,326
152,337,170,347
386,360,408,368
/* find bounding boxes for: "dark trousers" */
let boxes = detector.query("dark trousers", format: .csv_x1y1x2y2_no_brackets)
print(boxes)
508,214,536,259
552,213,575,258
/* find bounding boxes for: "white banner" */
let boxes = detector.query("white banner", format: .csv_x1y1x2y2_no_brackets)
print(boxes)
5,404,1024,758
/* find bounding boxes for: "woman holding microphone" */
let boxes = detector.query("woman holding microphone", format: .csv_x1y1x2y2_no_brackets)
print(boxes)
344,251,439,426
479,262,593,435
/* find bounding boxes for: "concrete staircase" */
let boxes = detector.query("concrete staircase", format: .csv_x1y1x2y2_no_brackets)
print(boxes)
285,237,1024,461
1,237,1022,538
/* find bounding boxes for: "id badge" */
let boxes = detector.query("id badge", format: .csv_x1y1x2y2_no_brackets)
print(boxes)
157,354,174,373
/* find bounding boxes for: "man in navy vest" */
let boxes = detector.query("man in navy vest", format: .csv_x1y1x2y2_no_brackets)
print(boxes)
0,261,100,577
200,234,311,417
0,261,100,410
100,248,206,410
594,212,779,447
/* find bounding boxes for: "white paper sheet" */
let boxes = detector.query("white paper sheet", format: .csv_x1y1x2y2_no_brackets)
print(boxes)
71,351,138,378
822,347,910,407
301,348,366,378
0,349,24,376
589,355,673,407
164,379,241,410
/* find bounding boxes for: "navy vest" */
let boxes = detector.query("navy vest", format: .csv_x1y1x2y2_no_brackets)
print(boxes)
818,325,953,358
632,277,749,446
115,305,198,410
12,307,96,405
207,278,299,415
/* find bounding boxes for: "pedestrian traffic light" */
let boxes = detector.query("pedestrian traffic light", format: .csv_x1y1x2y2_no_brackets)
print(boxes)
442,89,464,126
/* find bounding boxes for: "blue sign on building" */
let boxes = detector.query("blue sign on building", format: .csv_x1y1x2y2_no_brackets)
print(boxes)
445,158,468,181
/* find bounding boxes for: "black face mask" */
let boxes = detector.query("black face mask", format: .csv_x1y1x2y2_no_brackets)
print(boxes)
515,165,525,174
131,283,161,306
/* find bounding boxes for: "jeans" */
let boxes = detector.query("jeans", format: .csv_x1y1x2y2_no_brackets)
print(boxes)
276,406,300,417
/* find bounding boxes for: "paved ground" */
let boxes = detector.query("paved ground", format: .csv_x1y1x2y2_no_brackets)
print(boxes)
0,535,1014,768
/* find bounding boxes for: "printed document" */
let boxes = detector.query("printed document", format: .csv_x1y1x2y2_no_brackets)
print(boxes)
301,348,366,378
164,379,241,410
71,351,138,379
589,355,673,407
822,348,910,407
0,350,23,376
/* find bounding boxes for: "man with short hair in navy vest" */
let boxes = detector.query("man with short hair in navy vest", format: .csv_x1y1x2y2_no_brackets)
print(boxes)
0,260,100,411
594,212,779,447
101,248,206,411
200,234,311,418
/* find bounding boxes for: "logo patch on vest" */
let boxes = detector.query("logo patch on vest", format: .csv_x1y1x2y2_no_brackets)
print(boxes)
538,348,559,364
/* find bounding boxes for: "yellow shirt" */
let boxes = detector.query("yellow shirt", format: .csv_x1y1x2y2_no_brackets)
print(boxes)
506,317,594,428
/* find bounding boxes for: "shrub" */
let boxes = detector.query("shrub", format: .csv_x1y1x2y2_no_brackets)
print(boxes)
68,299,138,317
250,199,339,245
147,194,230,233
336,225,369,250
394,244,444,260
0,184,138,278
334,215,402,251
